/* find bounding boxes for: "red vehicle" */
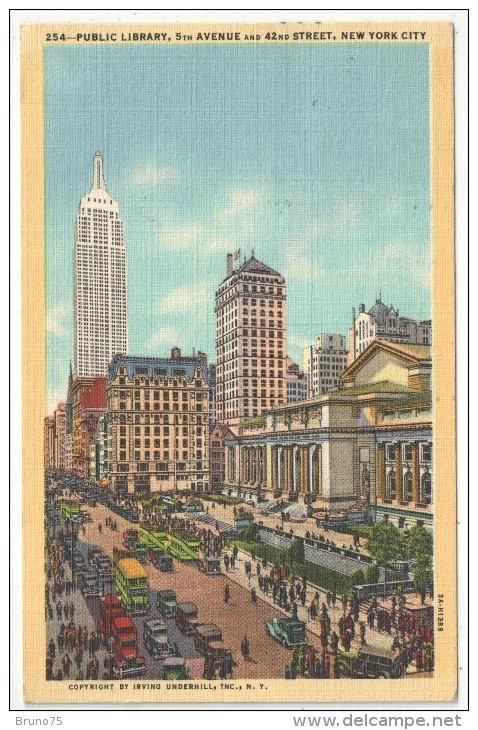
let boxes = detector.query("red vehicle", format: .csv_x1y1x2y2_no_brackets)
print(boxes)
175,602,199,635
96,594,146,678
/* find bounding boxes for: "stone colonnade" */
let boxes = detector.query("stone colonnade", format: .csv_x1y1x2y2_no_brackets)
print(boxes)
228,443,323,495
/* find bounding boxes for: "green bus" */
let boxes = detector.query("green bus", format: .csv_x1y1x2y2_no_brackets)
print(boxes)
114,557,149,615
60,500,80,522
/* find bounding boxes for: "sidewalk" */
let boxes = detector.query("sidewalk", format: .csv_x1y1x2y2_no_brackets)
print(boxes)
45,542,110,681
219,545,423,674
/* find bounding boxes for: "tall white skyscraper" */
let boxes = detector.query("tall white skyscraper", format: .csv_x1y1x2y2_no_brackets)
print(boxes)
74,152,128,376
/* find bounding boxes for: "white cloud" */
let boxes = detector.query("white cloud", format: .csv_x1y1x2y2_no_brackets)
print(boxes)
282,223,325,282
381,241,431,290
133,165,178,185
155,282,212,316
144,326,181,353
159,223,203,249
219,188,262,222
47,304,70,336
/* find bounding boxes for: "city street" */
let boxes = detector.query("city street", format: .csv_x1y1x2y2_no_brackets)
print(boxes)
45,474,434,682
80,502,298,678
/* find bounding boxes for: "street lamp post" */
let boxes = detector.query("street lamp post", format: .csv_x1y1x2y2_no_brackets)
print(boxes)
108,636,115,680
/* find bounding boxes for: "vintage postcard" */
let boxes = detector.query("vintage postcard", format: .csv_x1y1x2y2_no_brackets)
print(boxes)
21,19,456,704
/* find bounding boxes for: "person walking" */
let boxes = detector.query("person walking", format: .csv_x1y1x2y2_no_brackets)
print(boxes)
224,584,231,604
359,621,367,646
61,652,72,678
48,638,56,659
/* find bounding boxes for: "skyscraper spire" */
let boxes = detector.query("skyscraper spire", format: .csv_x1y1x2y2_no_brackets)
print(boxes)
75,153,128,377
92,151,107,192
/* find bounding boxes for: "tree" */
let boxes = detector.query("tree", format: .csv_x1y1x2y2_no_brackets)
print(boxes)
287,537,305,566
366,517,405,596
364,563,380,584
405,525,433,604
241,522,259,543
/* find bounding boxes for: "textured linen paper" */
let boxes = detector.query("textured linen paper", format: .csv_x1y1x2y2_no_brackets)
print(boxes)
21,21,455,703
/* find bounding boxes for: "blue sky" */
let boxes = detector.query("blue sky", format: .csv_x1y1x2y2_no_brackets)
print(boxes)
45,42,430,413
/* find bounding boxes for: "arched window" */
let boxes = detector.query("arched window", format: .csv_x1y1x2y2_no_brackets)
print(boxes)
387,470,396,499
421,472,432,505
403,471,413,501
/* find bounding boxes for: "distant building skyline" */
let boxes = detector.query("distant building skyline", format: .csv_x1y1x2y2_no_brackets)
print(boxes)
46,43,431,412
302,333,348,397
348,296,432,364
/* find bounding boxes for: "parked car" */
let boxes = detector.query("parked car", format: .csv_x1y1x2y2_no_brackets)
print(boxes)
266,617,306,647
337,647,404,679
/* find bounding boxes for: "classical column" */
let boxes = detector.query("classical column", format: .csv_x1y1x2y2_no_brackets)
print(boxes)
240,447,245,484
376,444,386,501
300,447,308,493
411,441,420,504
284,448,291,491
271,446,278,489
308,445,316,493
278,446,283,492
394,442,403,502
292,445,298,492
317,445,323,496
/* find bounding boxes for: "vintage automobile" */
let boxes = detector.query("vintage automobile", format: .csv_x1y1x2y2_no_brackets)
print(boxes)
95,555,113,576
88,548,103,565
194,624,233,676
198,557,221,575
72,553,88,575
266,617,306,647
175,602,199,635
156,589,177,617
80,572,100,596
194,623,222,653
132,543,148,565
337,647,404,679
148,548,174,572
160,657,187,680
142,619,178,659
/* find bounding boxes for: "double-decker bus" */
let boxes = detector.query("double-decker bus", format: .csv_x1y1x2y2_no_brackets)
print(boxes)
114,557,149,615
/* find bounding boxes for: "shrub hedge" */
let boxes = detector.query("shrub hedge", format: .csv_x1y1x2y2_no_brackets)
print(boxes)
234,539,358,595
203,494,244,506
